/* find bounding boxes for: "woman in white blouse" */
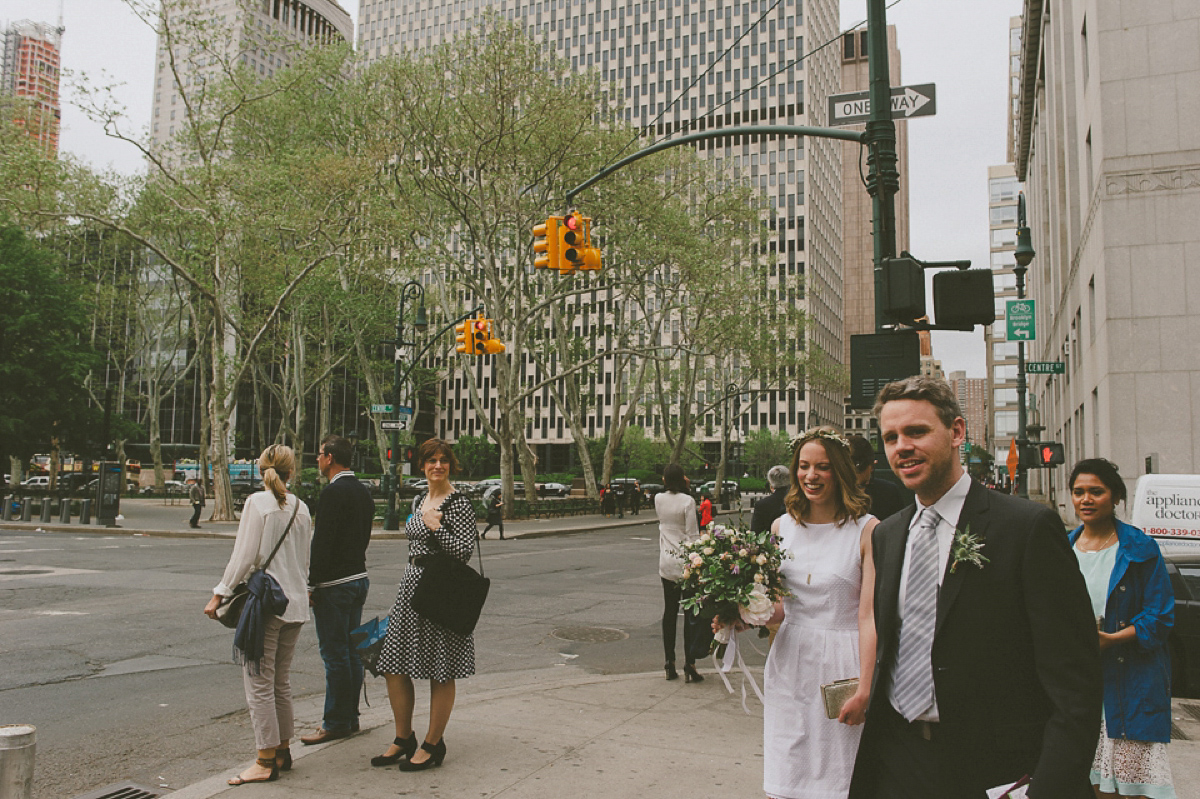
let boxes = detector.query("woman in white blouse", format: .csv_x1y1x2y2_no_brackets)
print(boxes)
203,445,313,786
654,463,705,682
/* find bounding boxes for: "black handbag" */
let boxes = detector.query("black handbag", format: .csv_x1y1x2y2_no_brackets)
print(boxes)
214,499,300,629
410,497,490,636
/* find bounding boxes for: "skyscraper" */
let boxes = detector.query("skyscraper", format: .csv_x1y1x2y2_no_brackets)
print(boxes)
150,0,352,150
1,19,63,156
358,0,845,463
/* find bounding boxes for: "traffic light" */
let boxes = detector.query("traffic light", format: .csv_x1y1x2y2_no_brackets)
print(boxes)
470,318,489,355
533,216,561,270
558,211,602,274
933,269,996,329
881,256,925,324
1035,442,1065,467
454,320,474,355
472,316,506,355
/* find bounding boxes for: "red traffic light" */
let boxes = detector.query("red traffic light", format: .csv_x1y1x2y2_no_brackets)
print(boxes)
473,320,487,332
386,448,393,460
564,214,580,231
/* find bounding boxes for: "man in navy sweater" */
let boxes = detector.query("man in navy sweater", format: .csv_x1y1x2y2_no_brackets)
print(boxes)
301,434,375,745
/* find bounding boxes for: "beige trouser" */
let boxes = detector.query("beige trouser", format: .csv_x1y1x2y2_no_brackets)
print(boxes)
243,615,303,750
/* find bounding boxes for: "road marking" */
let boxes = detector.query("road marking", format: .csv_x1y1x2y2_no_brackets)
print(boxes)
0,548,64,553
0,565,99,581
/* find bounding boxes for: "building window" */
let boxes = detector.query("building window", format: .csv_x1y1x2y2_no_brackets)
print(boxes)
990,205,1017,227
994,410,1019,437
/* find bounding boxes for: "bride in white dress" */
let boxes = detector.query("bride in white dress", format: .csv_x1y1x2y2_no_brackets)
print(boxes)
762,429,879,799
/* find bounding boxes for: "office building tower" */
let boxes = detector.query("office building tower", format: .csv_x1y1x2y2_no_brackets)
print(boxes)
1015,0,1200,506
948,369,988,466
358,0,845,465
1,19,63,156
150,0,352,150
985,162,1020,469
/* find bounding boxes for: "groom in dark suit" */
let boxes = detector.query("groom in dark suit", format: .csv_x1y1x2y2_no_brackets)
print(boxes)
849,376,1100,799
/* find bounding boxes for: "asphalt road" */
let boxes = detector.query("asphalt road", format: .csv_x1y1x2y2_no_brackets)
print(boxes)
0,521,668,799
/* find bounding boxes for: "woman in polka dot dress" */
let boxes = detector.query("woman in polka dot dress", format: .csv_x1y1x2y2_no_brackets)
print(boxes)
373,438,478,772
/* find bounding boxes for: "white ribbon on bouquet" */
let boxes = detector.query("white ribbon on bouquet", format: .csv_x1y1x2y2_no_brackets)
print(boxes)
713,628,767,713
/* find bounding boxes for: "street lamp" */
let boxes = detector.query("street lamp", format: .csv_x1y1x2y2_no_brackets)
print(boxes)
383,281,427,530
722,383,739,511
345,430,360,472
1013,193,1035,499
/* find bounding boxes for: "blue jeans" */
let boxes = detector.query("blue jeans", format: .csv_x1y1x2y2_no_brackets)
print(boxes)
311,577,369,733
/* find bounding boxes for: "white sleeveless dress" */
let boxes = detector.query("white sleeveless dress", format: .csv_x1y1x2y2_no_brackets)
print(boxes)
763,513,872,799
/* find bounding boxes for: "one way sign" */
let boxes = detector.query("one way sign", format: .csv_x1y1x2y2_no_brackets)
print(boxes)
827,83,937,127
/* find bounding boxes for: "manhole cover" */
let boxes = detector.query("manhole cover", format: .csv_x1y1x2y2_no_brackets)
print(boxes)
72,781,166,799
0,569,52,576
551,626,628,643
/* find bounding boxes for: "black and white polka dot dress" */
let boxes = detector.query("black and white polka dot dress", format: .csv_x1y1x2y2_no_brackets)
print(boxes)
376,490,478,681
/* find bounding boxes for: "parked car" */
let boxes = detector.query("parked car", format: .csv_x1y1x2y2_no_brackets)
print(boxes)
697,480,741,500
640,483,665,501
1163,546,1200,697
539,482,570,497
20,476,50,489
140,480,186,495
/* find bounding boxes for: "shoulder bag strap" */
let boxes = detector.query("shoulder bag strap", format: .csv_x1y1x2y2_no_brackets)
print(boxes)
260,496,301,571
424,492,485,578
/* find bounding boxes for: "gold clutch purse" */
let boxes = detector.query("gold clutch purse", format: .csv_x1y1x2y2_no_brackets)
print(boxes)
821,678,860,719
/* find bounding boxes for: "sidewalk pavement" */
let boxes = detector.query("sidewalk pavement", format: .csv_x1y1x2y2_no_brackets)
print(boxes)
0,496,676,540
164,668,1200,799
166,665,766,798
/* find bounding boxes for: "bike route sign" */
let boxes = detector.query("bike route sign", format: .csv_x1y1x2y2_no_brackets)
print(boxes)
1006,299,1036,342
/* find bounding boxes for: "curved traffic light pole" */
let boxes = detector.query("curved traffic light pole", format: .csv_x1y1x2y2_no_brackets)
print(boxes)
384,303,485,530
564,125,867,209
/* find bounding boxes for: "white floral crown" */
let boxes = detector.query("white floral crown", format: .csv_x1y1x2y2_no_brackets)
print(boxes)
791,428,850,452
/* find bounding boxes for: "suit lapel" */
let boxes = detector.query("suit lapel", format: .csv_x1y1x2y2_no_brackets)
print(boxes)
935,481,991,636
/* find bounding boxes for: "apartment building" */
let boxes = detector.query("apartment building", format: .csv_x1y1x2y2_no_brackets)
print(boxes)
1,19,63,156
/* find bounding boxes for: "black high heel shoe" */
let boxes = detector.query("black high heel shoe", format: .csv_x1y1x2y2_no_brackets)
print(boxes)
665,661,679,681
398,738,447,771
371,732,417,767
683,663,704,683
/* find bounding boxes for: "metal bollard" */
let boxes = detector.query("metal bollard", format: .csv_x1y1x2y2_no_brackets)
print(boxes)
38,499,52,524
0,724,35,799
19,500,31,522
79,499,92,525
58,499,71,524
1,496,11,522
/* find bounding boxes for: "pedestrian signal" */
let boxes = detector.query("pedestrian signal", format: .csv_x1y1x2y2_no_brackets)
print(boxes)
454,320,473,355
533,216,561,270
1035,442,1065,467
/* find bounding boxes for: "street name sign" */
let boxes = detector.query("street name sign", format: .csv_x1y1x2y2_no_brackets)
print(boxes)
1027,361,1065,374
828,83,937,127
1006,299,1036,342
396,405,413,415
371,404,394,413
381,419,408,431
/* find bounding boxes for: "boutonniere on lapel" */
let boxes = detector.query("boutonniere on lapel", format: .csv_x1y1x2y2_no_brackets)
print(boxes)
949,525,989,573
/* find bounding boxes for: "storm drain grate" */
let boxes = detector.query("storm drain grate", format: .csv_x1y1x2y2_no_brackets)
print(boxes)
71,781,166,799
1181,702,1200,724
551,626,628,643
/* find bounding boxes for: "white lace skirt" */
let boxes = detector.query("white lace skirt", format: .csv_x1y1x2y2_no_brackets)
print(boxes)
1091,717,1176,799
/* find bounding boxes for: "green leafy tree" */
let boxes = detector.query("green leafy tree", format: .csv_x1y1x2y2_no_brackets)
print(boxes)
0,223,103,467
453,435,496,478
743,428,792,478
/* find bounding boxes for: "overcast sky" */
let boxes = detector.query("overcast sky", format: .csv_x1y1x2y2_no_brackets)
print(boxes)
4,0,1021,378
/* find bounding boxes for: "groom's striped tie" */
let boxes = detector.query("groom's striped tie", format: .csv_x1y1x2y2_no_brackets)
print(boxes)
893,508,941,722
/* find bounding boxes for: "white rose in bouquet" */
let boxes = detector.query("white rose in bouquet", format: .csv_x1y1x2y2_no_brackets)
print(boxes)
739,583,775,626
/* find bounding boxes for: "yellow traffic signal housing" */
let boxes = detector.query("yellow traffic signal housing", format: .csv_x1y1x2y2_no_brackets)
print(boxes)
558,211,603,274
470,318,489,355
532,216,561,270
454,320,474,355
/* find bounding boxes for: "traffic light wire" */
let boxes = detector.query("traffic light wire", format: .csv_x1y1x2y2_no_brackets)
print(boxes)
594,0,908,190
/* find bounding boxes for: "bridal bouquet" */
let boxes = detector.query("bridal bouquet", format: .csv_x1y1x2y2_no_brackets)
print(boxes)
677,524,790,643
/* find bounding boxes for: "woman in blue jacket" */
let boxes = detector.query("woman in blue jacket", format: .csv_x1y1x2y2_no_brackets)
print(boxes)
1068,458,1176,799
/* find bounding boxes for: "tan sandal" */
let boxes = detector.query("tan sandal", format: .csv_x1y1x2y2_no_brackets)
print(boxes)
228,757,279,786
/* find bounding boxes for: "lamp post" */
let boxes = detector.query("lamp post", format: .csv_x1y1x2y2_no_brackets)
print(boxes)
721,383,739,511
1013,193,1036,499
383,282,427,530
345,429,360,472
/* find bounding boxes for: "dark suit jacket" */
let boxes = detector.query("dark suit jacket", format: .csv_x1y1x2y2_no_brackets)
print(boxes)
308,473,375,586
750,486,788,533
849,481,1101,799
864,476,905,521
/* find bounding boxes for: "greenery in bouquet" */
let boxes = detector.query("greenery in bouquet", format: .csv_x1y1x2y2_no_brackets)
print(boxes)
677,524,790,640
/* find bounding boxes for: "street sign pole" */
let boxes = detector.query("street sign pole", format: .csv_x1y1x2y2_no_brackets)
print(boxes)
866,0,900,333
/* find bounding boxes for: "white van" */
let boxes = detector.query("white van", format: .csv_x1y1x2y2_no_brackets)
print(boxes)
1131,474,1200,548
